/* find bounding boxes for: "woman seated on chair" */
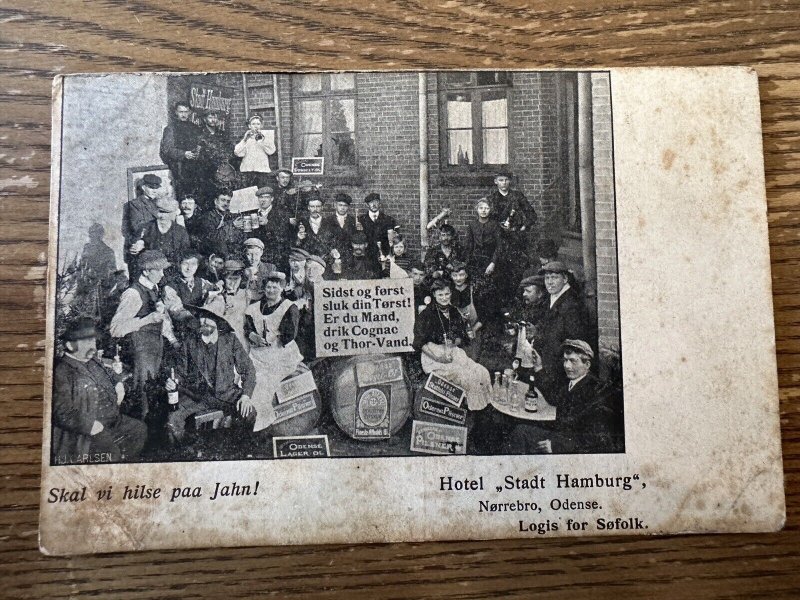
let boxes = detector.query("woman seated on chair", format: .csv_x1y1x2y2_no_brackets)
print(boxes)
413,278,491,411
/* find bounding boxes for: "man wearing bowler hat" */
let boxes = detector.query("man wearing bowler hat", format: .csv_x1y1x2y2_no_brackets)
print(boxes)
122,173,162,265
52,317,147,464
110,250,178,418
507,339,623,454
165,306,257,442
358,192,397,274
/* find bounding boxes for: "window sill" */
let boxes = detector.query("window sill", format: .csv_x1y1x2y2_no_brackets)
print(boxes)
435,171,508,188
320,172,363,187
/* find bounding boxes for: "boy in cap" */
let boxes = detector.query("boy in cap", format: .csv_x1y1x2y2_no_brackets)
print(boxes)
110,250,179,419
242,237,275,303
234,114,276,187
52,317,147,464
358,192,397,274
535,261,590,378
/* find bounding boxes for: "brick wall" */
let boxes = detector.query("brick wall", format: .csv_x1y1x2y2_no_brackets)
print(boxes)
591,72,620,356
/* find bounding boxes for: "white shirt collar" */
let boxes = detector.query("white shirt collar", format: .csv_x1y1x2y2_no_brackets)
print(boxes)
336,213,347,226
568,373,587,391
549,282,571,308
369,210,379,220
201,330,219,345
138,275,156,290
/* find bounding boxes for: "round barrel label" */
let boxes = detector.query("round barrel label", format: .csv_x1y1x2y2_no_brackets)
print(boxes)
357,388,389,427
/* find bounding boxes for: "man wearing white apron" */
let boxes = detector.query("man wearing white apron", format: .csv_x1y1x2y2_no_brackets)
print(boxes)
244,271,303,432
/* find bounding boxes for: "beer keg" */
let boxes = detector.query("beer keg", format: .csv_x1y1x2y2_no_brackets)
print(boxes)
329,354,411,440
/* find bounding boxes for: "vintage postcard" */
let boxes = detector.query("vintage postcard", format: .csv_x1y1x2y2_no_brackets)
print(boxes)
39,68,784,554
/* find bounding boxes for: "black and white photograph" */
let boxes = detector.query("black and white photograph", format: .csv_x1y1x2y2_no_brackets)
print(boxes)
50,71,623,465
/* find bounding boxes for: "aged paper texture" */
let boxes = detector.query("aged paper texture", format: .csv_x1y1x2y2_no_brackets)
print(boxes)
39,68,784,554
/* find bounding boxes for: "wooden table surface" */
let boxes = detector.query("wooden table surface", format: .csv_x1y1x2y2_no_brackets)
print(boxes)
2,1,799,598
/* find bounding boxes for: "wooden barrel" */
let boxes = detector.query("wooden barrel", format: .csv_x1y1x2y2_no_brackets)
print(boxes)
329,355,411,440
262,364,323,438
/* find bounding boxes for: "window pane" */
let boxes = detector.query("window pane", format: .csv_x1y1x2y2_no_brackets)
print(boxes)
298,100,323,133
482,96,507,127
330,73,355,90
300,134,323,157
330,98,355,133
445,72,472,86
483,128,508,165
448,130,473,165
332,132,356,166
297,74,322,93
477,71,510,86
447,94,472,128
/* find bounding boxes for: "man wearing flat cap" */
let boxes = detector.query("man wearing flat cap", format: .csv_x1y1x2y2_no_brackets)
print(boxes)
122,173,162,268
166,306,257,442
252,185,291,272
358,192,397,275
110,250,178,418
242,237,275,303
139,196,191,271
507,339,623,454
52,318,146,464
244,271,304,432
535,261,590,379
284,247,312,309
203,259,251,350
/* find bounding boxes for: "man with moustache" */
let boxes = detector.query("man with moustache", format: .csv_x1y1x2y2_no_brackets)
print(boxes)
340,230,381,280
139,197,191,271
273,168,297,214
295,192,337,263
166,308,257,441
160,102,201,200
203,259,251,351
52,318,146,464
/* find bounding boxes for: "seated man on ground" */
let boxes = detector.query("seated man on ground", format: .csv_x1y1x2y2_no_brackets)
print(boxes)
166,308,256,443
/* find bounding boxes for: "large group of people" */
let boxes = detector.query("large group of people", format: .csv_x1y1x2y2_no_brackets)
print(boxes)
51,102,622,465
